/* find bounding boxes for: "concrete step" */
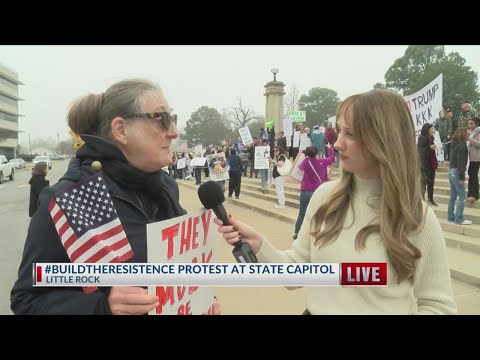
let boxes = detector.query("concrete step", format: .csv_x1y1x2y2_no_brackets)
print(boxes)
445,231,480,255
434,186,453,196
177,179,299,224
433,193,480,209
243,171,475,197
432,203,480,225
177,180,480,289
240,177,480,225
243,177,480,208
437,219,480,238
239,187,300,208
178,178,480,235
241,182,300,201
447,247,480,288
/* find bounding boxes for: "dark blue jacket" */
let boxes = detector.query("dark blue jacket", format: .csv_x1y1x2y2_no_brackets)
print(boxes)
227,154,244,172
11,158,182,315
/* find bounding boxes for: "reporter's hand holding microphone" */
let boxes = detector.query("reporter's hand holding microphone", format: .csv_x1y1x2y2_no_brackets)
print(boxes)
213,215,263,254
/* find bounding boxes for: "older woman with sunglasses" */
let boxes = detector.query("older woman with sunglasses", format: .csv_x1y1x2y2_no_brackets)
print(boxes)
11,79,189,315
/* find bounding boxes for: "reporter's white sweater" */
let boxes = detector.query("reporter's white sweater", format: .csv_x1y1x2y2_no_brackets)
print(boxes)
257,176,458,315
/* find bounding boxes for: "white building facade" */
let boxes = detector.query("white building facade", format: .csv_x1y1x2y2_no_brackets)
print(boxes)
0,62,24,159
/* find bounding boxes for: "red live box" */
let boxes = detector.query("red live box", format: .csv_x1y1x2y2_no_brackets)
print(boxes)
341,263,387,286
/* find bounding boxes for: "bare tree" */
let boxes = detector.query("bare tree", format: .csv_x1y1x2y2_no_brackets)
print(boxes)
284,83,300,116
226,97,258,129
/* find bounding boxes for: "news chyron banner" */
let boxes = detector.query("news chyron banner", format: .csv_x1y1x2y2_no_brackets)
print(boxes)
34,263,388,288
146,208,218,315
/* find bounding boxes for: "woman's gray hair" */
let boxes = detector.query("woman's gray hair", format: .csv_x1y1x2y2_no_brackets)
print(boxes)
67,78,163,140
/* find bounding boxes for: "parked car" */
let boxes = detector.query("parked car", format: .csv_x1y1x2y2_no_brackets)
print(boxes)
0,155,15,183
32,156,52,170
9,158,26,169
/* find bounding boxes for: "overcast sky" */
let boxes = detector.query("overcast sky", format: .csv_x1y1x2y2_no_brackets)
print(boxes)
1,45,479,144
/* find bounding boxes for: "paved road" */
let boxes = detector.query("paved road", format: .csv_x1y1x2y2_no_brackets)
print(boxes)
0,160,70,315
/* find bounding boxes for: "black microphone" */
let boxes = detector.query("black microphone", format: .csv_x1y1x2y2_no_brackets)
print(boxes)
198,181,258,263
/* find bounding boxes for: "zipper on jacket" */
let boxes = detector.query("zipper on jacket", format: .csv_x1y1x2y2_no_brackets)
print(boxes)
111,193,154,222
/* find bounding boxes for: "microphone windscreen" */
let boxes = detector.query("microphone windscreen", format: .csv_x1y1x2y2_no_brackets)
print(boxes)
198,181,225,209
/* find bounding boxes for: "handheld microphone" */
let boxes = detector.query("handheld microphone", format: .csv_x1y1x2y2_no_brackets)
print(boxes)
198,181,258,263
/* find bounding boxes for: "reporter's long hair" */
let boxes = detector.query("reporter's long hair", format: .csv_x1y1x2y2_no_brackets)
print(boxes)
311,89,424,283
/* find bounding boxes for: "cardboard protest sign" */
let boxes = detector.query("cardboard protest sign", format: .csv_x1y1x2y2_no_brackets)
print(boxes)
404,74,443,137
292,131,300,148
176,158,187,169
299,133,312,151
191,157,207,167
147,208,218,315
254,146,270,170
194,145,203,155
288,151,306,183
239,126,253,146
207,152,229,181
433,130,444,162
283,118,293,147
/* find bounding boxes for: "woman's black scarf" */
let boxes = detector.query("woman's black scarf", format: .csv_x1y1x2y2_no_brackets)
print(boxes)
76,134,185,220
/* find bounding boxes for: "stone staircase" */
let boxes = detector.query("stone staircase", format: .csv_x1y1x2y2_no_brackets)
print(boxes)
177,162,480,288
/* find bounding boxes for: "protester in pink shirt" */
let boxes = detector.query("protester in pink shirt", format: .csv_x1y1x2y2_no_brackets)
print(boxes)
293,145,335,239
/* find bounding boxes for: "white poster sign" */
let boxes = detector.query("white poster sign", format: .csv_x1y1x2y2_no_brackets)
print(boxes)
176,158,187,169
299,133,312,151
254,146,270,170
292,131,300,148
206,152,229,181
283,118,293,147
283,118,293,138
433,130,444,162
404,74,443,137
286,136,292,148
194,145,203,155
147,208,218,315
239,126,253,146
191,157,207,167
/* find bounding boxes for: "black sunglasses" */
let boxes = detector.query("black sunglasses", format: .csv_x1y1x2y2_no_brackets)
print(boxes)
125,112,177,131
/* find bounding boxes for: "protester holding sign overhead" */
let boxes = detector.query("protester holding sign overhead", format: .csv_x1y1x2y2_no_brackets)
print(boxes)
11,78,188,315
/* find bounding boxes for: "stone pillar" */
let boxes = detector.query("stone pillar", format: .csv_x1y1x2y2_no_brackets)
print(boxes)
264,75,286,133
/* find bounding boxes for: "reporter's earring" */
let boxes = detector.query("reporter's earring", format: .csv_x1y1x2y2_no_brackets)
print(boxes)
123,139,127,145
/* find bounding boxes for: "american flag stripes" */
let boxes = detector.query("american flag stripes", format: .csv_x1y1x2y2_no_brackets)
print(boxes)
48,171,133,291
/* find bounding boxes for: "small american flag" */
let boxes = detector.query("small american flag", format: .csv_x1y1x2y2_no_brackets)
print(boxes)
49,171,133,292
